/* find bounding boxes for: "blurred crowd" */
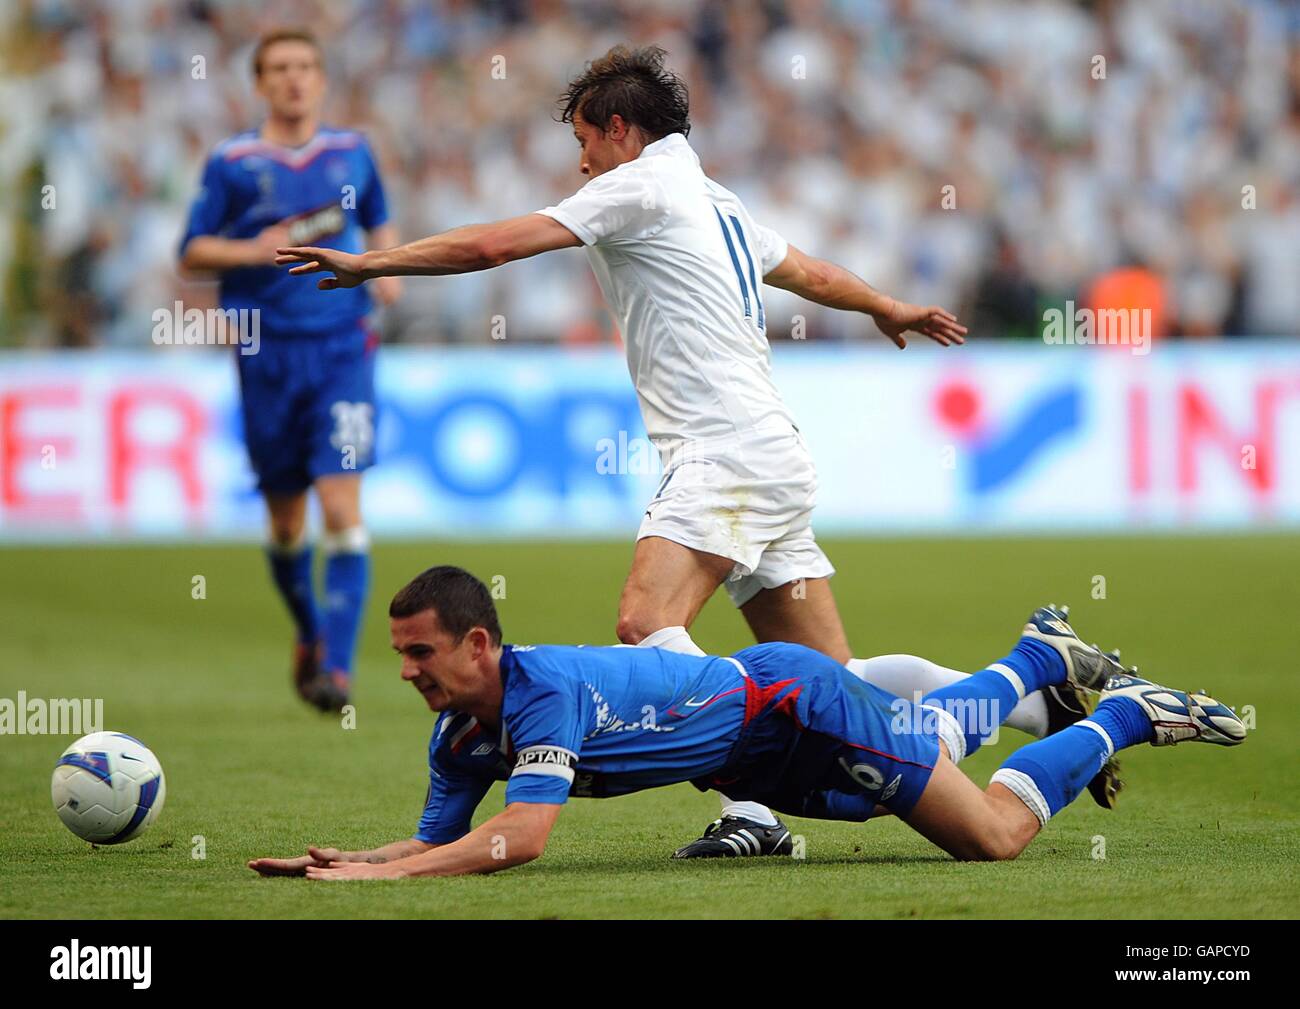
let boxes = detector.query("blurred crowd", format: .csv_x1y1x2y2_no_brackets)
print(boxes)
2,0,1298,348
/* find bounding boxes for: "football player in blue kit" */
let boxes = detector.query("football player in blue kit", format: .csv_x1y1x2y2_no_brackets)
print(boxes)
178,29,400,711
248,567,1245,879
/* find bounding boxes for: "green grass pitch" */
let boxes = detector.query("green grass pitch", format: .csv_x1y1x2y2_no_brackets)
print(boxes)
2,534,1297,919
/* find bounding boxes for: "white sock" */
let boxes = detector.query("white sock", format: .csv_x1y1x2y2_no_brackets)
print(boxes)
635,625,706,657
1006,692,1048,738
846,654,957,696
320,524,370,555
718,795,779,826
846,654,1050,738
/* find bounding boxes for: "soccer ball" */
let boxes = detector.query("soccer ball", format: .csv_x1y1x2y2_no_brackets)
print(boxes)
51,731,166,845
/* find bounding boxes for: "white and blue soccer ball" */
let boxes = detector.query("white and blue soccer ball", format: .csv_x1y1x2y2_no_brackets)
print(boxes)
51,732,166,845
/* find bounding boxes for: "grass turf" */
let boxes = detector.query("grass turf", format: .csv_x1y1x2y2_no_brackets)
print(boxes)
1,534,1297,919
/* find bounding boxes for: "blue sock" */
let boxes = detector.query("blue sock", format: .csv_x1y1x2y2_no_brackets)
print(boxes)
1004,637,1066,693
921,668,1019,759
994,698,1151,822
267,544,319,645
323,538,369,677
1088,697,1155,749
919,638,1063,759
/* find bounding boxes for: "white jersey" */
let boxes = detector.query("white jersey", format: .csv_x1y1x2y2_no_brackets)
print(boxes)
537,133,795,449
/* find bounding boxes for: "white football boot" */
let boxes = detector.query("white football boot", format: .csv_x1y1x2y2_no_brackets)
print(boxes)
1100,671,1247,746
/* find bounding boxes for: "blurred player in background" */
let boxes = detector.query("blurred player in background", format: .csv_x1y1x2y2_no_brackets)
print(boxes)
178,28,400,711
274,45,1115,853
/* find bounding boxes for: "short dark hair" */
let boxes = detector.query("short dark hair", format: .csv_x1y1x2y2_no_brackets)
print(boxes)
389,566,503,646
252,28,323,78
558,45,690,142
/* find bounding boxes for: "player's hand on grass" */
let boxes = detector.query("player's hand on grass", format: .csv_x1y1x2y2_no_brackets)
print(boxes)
304,860,404,881
246,845,345,876
275,246,368,290
874,299,968,349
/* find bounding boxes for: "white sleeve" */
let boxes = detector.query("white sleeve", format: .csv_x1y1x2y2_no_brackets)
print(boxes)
753,221,789,275
536,165,669,246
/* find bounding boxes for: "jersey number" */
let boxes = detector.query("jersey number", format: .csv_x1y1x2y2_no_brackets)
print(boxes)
712,206,765,331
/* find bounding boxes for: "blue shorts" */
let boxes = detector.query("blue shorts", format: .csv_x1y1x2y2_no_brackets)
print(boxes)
236,323,377,494
701,642,940,818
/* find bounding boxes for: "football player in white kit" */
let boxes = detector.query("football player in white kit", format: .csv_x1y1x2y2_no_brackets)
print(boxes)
276,45,1119,857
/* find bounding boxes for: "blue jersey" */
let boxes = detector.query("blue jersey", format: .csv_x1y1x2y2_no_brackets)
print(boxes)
414,642,941,844
178,126,388,337
416,644,750,843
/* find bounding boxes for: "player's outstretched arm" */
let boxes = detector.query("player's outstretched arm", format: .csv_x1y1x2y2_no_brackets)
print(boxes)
276,214,581,290
303,802,562,880
246,838,434,877
366,222,403,306
764,244,968,349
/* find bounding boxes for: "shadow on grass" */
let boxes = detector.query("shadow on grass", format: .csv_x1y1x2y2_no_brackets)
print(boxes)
489,851,956,876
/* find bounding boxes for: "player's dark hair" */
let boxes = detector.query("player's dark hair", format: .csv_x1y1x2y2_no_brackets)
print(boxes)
558,44,690,142
252,28,323,78
389,566,503,646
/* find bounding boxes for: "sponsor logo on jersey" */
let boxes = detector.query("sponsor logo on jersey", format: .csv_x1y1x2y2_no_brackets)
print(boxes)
585,682,675,735
286,203,346,246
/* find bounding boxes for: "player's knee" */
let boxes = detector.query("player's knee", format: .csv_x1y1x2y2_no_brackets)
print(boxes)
268,517,304,547
964,825,1023,862
616,611,651,645
320,503,361,534
616,598,671,645
315,477,363,532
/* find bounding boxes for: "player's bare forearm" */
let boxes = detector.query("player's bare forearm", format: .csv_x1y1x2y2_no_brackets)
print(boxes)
367,215,578,277
246,838,434,877
389,803,559,877
179,235,272,272
365,223,402,305
765,246,895,315
348,838,434,864
303,802,562,880
277,214,579,290
764,244,968,348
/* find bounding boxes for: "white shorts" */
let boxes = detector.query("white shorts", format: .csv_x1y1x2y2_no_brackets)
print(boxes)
637,424,836,607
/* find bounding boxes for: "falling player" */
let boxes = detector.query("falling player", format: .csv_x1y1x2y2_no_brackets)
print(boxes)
178,28,400,710
248,567,1245,880
273,45,1117,852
